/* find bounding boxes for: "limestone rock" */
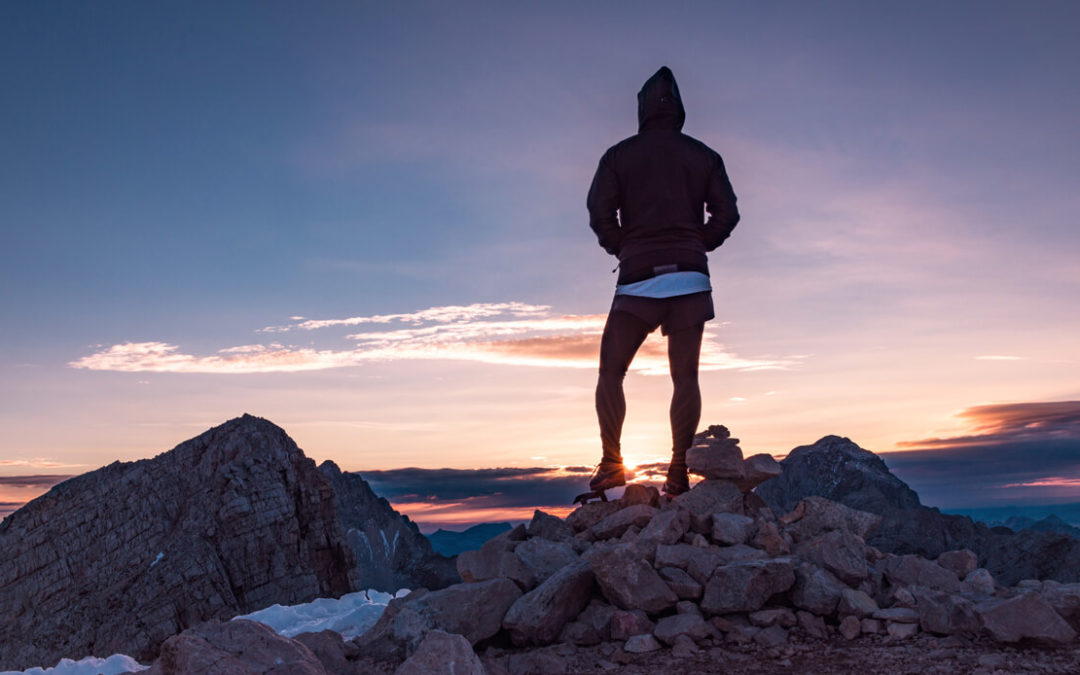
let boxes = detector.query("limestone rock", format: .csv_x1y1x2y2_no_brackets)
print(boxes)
837,588,879,618
748,608,796,628
912,587,981,637
658,566,702,600
711,513,754,546
502,560,594,646
881,554,961,593
653,613,715,645
527,510,575,542
795,529,869,585
753,624,788,648
623,634,662,653
621,484,660,507
557,600,614,646
513,538,578,585
872,607,920,623
609,609,654,641
589,504,658,540
293,630,350,674
737,453,783,493
700,559,796,615
588,544,678,614
797,611,828,639
144,619,326,675
686,440,744,481
791,563,846,616
839,615,860,640
975,592,1077,644
750,520,790,557
935,549,978,580
963,568,996,595
637,508,690,546
457,545,535,591
887,621,919,638
566,501,622,533
674,479,744,533
394,630,485,675
0,415,358,671
781,496,882,543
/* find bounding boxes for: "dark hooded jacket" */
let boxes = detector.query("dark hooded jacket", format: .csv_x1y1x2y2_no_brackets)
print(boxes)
587,67,740,284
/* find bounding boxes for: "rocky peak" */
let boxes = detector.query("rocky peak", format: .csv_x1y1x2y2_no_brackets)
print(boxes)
0,414,360,671
756,435,922,515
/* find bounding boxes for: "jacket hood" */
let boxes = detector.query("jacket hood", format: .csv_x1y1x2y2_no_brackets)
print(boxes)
637,66,685,132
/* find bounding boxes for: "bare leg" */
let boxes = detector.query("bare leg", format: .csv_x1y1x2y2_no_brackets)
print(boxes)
596,310,653,466
667,321,704,470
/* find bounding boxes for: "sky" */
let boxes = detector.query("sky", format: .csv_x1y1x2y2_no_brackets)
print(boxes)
2,1,1079,529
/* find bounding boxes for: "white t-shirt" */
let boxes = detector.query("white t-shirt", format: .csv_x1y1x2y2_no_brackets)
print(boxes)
615,271,712,298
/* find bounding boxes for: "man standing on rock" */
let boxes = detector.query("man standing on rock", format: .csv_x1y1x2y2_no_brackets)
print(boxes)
587,66,740,498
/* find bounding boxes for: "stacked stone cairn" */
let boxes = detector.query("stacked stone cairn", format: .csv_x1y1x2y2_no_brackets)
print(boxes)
348,426,1078,671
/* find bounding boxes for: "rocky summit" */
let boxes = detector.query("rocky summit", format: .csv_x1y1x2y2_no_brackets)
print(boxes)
0,414,359,670
133,438,1080,674
757,435,1080,586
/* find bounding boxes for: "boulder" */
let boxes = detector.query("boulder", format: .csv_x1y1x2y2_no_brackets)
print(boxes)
962,568,996,595
700,559,796,615
637,508,690,546
293,630,350,674
711,513,754,546
880,555,961,593
658,567,702,600
566,501,621,532
748,608,796,628
674,480,744,533
887,622,919,638
935,549,978,580
837,588,878,618
912,587,981,637
791,563,846,617
624,634,662,653
589,504,658,541
753,625,788,648
796,611,828,639
394,630,485,675
975,593,1077,644
781,496,881,542
750,520,790,557
588,543,678,614
795,529,868,585
686,440,744,480
502,560,594,646
557,600,615,646
513,539,578,585
872,607,919,623
621,484,660,507
1036,581,1080,622
527,510,574,542
609,609,654,641
737,453,783,493
456,546,535,591
839,615,860,640
653,613,716,645
144,619,326,675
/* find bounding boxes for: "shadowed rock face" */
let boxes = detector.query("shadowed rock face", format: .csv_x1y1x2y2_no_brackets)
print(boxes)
0,414,360,671
319,461,459,592
756,435,1080,586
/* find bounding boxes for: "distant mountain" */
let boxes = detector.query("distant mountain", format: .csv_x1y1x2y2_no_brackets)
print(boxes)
319,461,459,591
993,514,1080,539
756,435,1080,586
0,414,359,671
427,522,513,556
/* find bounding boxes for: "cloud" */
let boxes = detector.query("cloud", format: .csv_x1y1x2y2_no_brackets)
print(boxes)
0,475,75,488
0,458,85,469
0,502,24,519
885,401,1080,508
71,302,792,375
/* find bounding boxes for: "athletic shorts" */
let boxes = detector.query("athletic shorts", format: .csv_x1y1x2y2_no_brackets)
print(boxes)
608,291,714,336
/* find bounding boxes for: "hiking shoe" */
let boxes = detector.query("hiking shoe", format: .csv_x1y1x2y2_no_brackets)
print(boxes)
589,463,628,493
663,464,690,497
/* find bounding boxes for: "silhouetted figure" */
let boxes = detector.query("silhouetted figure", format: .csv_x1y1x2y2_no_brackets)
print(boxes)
586,66,739,498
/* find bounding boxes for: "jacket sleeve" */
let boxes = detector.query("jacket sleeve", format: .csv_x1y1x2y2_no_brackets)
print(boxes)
586,150,623,256
702,152,740,252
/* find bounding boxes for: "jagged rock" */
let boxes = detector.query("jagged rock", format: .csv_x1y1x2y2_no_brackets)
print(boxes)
671,634,700,657
781,496,881,542
712,513,754,546
837,588,879,618
912,587,981,636
293,630,350,674
674,479,744,533
700,559,796,615
566,501,622,532
637,508,690,546
975,593,1078,644
1036,581,1080,622
621,484,660,507
935,549,978,580
528,510,575,542
0,415,358,671
457,545,535,591
589,504,658,540
676,600,701,615
394,630,485,675
887,621,919,638
513,539,578,584
358,579,522,658
795,529,869,585
320,461,458,592
658,567,702,600
737,453,783,493
753,624,788,648
963,568,996,595
588,543,678,613
860,618,883,634
609,609,654,640
653,613,716,645
143,619,326,675
880,554,961,593
686,439,744,480
791,563,846,616
623,634,662,653
888,585,917,608
839,615,860,640
503,560,594,646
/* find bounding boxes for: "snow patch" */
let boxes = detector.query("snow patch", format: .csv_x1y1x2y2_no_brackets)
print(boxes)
0,654,148,675
149,552,164,568
233,588,406,639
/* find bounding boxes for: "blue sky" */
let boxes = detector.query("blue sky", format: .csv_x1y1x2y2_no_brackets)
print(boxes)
3,1,1080,526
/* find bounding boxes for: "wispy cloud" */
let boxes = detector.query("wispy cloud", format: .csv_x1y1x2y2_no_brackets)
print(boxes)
0,475,75,488
71,302,792,375
0,458,86,469
975,355,1027,361
899,400,1080,449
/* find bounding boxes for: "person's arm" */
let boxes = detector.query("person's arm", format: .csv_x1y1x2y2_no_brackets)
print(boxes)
703,153,739,252
587,150,622,256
